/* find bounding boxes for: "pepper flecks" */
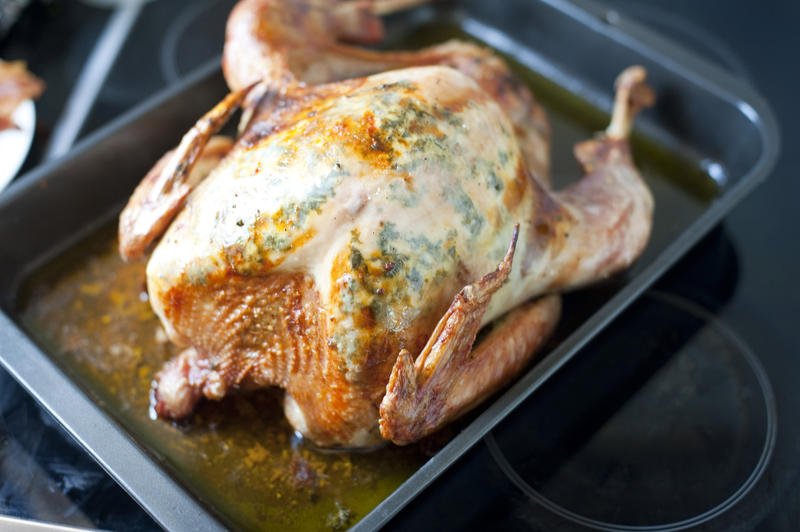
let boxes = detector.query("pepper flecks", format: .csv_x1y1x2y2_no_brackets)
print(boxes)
374,80,417,93
487,170,504,192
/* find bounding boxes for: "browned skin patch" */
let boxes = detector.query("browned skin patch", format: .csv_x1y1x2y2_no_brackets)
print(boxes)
154,233,451,445
329,110,397,170
417,45,523,116
502,156,530,212
239,78,367,148
155,269,389,446
406,109,444,139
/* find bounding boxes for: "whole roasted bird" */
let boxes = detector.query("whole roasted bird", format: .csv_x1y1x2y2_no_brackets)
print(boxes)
119,0,654,448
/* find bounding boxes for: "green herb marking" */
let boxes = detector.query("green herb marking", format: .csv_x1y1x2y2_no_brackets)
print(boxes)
443,185,485,239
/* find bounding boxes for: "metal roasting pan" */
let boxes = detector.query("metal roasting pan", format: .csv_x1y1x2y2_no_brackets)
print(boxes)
0,0,779,530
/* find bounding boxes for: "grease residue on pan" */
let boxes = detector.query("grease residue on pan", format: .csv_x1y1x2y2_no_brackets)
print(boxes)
16,22,717,532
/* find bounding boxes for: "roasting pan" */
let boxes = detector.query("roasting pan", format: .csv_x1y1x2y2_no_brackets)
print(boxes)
0,0,779,530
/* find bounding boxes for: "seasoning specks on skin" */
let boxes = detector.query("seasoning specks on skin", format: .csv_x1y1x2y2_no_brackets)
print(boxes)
487,170,504,192
443,185,485,239
331,220,464,365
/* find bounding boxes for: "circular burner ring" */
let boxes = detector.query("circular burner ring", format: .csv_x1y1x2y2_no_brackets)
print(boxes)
160,0,227,85
607,2,751,82
485,291,777,532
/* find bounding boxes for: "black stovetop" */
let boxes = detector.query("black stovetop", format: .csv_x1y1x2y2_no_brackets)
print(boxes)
1,1,798,530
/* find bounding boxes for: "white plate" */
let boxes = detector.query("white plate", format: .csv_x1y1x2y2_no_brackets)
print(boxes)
0,99,36,192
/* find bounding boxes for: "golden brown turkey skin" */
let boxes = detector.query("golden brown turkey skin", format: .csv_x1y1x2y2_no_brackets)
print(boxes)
146,65,652,447
148,66,547,446
121,0,653,449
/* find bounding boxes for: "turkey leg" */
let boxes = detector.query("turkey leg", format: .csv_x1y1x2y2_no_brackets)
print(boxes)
379,226,561,444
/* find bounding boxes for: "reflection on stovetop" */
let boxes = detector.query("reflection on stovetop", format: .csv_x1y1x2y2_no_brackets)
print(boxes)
0,369,158,530
486,291,776,531
81,0,234,138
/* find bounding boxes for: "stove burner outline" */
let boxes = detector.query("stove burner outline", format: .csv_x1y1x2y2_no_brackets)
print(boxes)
160,0,226,85
607,2,751,82
485,291,777,532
